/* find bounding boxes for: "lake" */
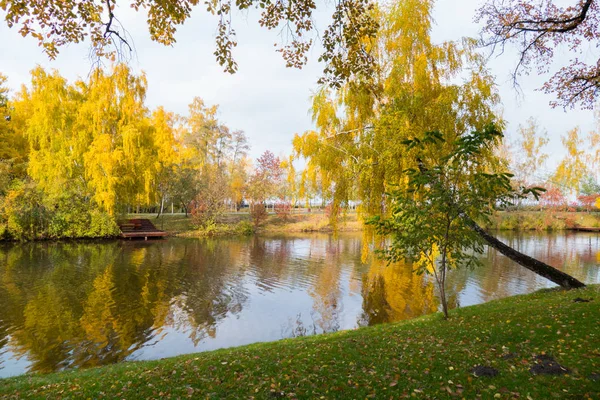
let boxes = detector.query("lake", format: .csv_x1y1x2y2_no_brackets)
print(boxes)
0,232,599,378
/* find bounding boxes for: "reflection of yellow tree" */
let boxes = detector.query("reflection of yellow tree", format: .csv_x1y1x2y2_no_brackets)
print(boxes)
309,254,342,333
174,238,249,345
20,285,79,372
80,267,117,346
0,242,180,372
360,259,438,326
0,239,257,374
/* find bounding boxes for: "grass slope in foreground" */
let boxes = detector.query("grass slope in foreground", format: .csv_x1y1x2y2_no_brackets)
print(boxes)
1,286,599,399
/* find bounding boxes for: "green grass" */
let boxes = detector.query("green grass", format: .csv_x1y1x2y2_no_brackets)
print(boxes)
1,286,598,399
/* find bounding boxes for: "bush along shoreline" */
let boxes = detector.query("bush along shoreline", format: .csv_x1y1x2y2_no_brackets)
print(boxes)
1,285,598,399
4,210,600,242
483,210,600,231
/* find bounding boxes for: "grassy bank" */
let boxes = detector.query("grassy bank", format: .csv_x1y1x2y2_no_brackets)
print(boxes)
2,285,598,399
260,212,361,233
136,211,361,237
139,210,600,237
484,211,600,231
4,210,600,242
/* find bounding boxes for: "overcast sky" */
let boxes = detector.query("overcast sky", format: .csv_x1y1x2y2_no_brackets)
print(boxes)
0,0,596,175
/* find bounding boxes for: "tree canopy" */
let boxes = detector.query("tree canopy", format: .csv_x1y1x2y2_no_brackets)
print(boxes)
478,0,600,109
0,0,378,86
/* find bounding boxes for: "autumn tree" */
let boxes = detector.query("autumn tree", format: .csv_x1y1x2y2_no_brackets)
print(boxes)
150,107,181,217
1,0,379,86
540,186,566,210
512,118,549,187
82,66,157,214
0,73,27,164
247,150,284,205
183,97,219,168
554,127,589,195
190,166,229,228
167,166,196,216
14,67,85,199
295,0,501,224
478,0,600,108
228,130,250,210
0,73,27,202
181,97,251,219
371,126,519,318
245,150,283,226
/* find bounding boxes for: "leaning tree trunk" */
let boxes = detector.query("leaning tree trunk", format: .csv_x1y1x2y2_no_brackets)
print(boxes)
469,220,585,289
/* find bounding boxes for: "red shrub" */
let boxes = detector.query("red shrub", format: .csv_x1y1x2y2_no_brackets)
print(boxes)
274,201,292,220
540,186,566,210
577,194,600,212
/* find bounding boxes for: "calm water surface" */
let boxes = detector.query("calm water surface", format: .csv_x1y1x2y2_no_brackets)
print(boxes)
0,232,599,378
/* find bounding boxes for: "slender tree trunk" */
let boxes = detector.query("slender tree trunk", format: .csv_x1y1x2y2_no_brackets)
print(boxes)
469,220,586,289
181,201,188,217
156,196,165,219
439,283,448,319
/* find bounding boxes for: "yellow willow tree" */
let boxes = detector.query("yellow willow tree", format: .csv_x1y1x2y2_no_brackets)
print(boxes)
0,73,27,166
15,67,86,198
81,65,155,214
293,0,500,226
0,73,28,204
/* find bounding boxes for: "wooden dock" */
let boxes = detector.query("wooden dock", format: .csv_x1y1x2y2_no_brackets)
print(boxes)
118,219,167,240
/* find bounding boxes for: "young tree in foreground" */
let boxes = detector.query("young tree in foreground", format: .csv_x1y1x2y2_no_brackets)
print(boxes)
373,125,584,318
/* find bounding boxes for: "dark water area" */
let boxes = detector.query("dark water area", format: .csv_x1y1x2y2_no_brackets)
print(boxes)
0,232,598,378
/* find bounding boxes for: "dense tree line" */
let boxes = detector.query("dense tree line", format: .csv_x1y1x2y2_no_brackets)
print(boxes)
0,66,306,240
503,117,600,209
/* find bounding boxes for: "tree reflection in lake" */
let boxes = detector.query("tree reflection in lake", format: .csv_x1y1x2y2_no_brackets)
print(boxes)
0,232,598,377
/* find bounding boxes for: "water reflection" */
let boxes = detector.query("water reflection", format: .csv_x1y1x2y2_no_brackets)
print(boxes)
0,232,598,378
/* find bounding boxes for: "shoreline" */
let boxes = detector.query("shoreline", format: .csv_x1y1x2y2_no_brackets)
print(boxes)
1,284,597,398
2,210,600,242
